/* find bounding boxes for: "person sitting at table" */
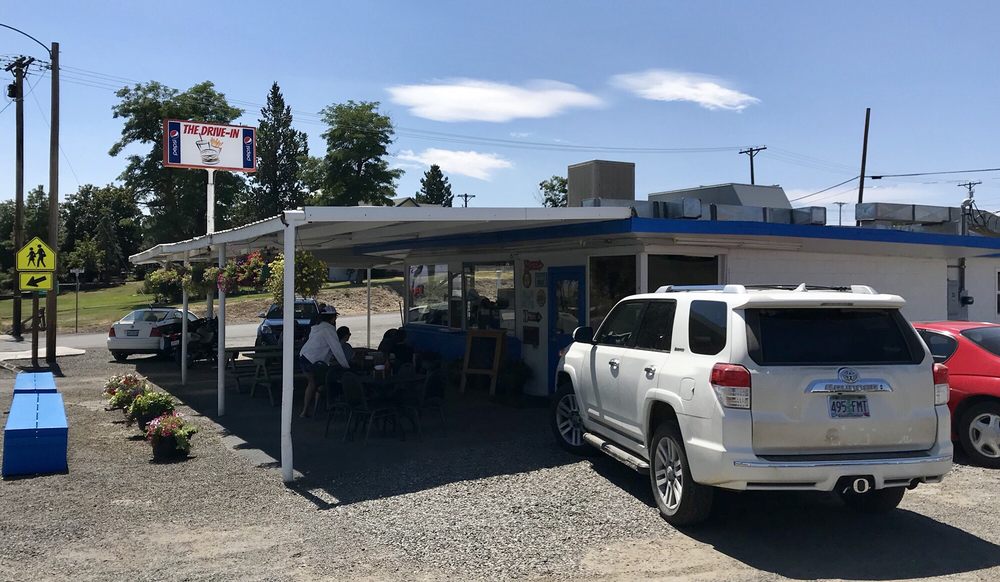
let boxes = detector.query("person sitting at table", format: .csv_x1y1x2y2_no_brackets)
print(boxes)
299,306,350,418
337,326,354,362
390,327,414,371
377,328,398,355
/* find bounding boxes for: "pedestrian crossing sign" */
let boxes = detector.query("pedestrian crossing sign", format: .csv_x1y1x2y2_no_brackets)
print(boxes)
16,237,56,272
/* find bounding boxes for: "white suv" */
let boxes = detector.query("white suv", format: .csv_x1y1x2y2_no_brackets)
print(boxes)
552,284,952,525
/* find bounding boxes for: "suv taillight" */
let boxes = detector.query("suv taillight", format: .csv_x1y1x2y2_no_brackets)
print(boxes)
108,327,116,338
933,363,949,405
711,363,751,409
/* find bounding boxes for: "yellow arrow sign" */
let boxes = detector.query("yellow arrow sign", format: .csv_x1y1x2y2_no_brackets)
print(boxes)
16,237,56,272
19,272,53,292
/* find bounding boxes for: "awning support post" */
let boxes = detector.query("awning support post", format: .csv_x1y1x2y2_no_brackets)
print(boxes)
280,220,296,483
216,243,226,416
181,256,189,386
366,267,372,349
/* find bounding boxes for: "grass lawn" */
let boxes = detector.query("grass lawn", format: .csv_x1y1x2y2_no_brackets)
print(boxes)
0,277,404,334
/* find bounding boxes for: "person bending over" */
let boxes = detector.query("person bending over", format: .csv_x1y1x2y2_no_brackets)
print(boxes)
299,307,349,417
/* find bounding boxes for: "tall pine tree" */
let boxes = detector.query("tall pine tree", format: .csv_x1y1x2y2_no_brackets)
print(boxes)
240,82,309,222
415,164,454,207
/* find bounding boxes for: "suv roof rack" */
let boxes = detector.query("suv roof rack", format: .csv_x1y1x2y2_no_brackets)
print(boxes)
654,284,879,295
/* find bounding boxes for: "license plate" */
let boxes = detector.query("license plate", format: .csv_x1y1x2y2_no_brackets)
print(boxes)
126,330,139,337
829,395,869,418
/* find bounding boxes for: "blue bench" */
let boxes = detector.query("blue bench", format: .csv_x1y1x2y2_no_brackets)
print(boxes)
2,392,68,478
13,372,58,394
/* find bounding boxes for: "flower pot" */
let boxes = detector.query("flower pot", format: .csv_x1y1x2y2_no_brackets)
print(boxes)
151,435,188,461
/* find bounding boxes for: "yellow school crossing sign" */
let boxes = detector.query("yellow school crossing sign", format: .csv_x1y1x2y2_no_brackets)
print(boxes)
17,237,55,272
17,237,56,292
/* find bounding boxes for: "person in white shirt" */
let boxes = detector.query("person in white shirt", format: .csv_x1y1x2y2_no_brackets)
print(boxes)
299,306,350,417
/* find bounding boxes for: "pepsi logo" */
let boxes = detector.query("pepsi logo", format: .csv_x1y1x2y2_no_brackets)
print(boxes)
169,130,179,138
244,136,253,144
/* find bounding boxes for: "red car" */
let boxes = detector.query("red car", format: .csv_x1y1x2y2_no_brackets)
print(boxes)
914,321,1000,468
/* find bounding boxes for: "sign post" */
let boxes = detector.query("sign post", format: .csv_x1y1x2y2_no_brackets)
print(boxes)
70,267,84,333
16,236,56,367
162,119,256,407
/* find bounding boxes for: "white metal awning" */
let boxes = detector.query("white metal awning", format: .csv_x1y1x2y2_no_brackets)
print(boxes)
129,206,633,265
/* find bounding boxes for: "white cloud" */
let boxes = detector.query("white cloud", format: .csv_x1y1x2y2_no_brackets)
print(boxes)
611,70,759,111
396,148,513,180
509,132,533,138
388,79,602,122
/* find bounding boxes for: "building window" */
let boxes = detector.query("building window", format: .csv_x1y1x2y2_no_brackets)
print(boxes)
589,255,637,328
464,263,515,332
648,255,718,291
408,264,452,326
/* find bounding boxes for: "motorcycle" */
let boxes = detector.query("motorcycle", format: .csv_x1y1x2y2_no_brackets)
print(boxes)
164,317,219,366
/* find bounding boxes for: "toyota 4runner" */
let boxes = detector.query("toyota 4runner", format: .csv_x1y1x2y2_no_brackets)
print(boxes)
552,284,953,525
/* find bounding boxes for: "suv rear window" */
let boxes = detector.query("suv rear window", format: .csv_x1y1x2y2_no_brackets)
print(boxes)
961,326,1000,357
745,308,923,365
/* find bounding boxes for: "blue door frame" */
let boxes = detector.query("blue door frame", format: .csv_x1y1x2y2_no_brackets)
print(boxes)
548,266,586,394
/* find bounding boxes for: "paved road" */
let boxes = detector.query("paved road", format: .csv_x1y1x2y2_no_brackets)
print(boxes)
0,312,402,353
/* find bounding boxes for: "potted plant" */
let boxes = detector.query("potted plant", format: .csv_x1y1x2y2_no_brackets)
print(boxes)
266,250,327,304
104,373,150,411
146,412,198,461
126,391,176,431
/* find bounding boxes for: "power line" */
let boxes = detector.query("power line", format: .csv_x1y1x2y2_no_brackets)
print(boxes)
790,176,859,202
870,167,1000,179
26,80,81,188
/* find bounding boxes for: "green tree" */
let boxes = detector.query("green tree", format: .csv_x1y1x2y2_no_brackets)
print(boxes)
64,237,106,281
313,101,402,206
62,184,143,280
538,175,568,208
415,164,454,207
298,155,326,198
110,81,245,245
238,82,309,223
24,185,50,241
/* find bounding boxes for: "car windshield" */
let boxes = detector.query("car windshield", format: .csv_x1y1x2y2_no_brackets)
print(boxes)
266,303,319,320
961,326,1000,357
746,307,923,365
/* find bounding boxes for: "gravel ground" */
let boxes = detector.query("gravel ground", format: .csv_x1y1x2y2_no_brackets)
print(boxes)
1,349,1000,581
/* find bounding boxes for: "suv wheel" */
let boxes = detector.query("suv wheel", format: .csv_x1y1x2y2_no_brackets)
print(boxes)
649,424,713,526
111,351,128,362
550,382,592,455
959,402,1000,469
838,486,906,513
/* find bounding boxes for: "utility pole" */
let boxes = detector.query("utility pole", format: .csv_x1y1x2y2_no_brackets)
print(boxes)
834,201,847,226
457,193,476,207
856,108,871,226
956,181,980,319
5,56,33,340
738,146,767,185
45,42,58,364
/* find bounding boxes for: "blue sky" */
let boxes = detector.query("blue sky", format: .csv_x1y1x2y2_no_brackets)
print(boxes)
3,1,1000,223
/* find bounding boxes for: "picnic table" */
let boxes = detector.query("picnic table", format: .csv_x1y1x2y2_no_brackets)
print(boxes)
223,345,286,403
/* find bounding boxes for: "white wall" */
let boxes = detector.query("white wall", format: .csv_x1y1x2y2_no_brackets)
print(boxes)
726,250,948,321
964,258,1000,323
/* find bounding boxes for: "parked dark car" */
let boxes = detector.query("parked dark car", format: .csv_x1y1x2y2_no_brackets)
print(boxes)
256,299,321,347
915,321,1000,468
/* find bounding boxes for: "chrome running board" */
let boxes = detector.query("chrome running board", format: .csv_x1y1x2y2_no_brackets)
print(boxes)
583,432,650,473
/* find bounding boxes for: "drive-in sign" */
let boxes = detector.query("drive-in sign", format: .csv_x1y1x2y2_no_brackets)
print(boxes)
163,119,257,172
